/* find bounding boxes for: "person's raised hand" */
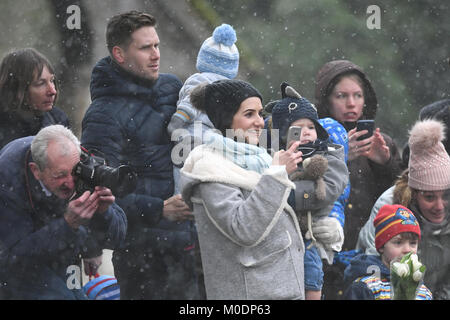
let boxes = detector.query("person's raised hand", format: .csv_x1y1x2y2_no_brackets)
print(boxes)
272,140,303,175
364,128,390,164
163,194,193,221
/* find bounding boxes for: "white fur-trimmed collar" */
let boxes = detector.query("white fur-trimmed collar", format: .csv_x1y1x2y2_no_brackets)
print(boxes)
181,144,262,190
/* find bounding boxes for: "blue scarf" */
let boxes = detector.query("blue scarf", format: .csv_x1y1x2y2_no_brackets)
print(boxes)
205,132,272,174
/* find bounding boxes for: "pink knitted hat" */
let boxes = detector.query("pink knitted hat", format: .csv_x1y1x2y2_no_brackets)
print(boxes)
408,119,450,191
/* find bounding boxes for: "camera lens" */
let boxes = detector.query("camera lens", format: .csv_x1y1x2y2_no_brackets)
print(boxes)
72,149,137,198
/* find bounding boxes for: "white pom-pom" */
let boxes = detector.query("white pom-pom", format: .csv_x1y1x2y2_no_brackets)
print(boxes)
409,119,445,151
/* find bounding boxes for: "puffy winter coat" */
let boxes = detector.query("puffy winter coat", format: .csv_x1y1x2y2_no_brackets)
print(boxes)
0,137,127,299
81,57,195,254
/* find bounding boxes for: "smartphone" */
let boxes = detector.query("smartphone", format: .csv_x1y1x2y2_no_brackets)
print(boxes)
356,120,374,141
287,126,302,147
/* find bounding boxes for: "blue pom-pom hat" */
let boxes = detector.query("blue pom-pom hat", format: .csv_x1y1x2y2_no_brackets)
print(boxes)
196,23,239,79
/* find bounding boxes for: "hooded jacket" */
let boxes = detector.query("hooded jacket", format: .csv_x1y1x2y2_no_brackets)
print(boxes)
180,144,305,300
0,137,127,299
314,60,402,250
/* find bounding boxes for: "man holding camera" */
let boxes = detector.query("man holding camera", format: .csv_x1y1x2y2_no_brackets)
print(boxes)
80,11,199,299
0,125,127,299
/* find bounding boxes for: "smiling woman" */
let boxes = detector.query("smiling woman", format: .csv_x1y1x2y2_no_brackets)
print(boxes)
230,96,265,145
180,79,307,299
357,119,450,299
0,48,70,148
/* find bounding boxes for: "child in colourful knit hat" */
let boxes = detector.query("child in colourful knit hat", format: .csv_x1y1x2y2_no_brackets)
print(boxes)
343,204,432,300
168,23,240,194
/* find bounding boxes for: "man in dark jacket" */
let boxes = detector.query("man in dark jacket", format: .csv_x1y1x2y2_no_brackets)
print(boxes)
81,11,198,300
0,125,127,299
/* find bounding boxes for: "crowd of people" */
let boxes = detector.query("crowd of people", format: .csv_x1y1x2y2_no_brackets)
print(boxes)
0,10,448,300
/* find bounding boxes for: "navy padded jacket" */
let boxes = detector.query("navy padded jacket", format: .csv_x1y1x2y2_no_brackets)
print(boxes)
81,57,195,252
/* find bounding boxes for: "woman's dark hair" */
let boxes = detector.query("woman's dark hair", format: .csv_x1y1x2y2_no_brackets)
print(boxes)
0,48,57,113
106,10,157,54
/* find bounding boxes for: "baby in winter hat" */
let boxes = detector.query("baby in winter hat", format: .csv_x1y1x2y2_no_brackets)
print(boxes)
266,83,349,300
167,23,240,193
268,82,329,152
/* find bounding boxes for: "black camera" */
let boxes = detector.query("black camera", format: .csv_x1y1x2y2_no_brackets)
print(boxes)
72,147,137,198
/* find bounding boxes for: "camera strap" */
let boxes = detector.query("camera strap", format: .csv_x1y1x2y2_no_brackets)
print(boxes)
24,149,37,214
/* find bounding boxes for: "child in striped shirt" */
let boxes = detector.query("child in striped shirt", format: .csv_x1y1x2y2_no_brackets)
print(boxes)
343,204,432,300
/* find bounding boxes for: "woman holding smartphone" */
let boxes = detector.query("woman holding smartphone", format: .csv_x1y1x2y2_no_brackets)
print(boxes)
314,60,402,299
180,79,306,300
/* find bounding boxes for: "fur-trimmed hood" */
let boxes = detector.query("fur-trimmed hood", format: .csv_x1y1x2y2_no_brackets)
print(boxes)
178,143,306,300
180,144,295,209
314,60,378,126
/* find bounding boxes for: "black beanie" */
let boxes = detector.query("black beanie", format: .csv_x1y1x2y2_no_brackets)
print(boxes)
419,99,450,154
190,79,262,135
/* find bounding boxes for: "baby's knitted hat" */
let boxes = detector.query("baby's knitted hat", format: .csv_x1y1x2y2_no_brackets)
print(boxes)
269,83,329,147
196,24,239,79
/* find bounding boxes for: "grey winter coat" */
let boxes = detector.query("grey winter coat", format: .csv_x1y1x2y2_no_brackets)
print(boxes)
180,145,305,300
293,144,349,263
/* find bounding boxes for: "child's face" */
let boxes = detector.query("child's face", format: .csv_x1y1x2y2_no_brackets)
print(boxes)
290,118,317,145
379,234,418,267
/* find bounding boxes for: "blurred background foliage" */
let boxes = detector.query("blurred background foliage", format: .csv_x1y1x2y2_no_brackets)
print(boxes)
202,0,449,146
0,0,448,148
